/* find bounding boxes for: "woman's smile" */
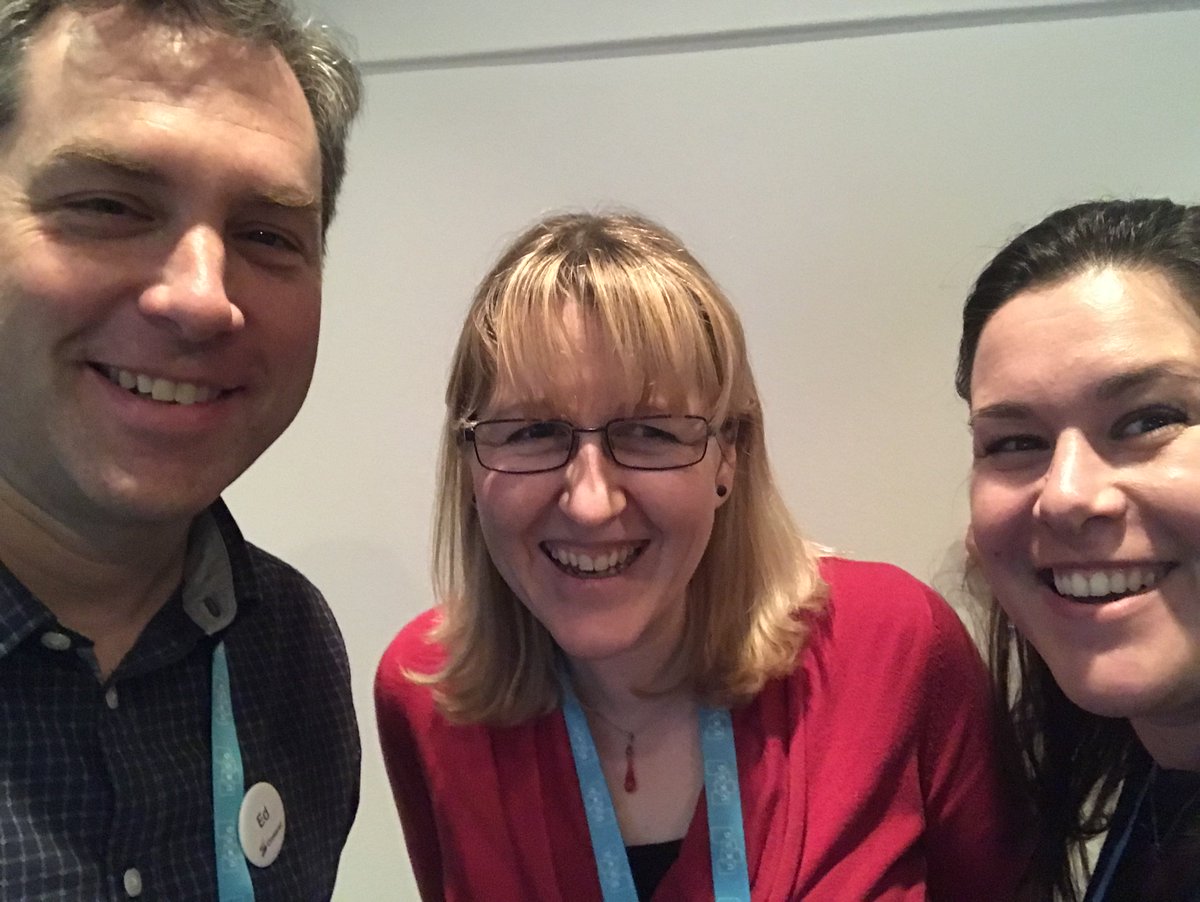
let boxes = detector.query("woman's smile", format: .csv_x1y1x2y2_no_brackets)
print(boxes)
969,266,1200,732
1041,562,1175,603
542,540,648,577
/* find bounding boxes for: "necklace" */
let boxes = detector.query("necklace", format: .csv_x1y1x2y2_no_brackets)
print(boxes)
579,702,638,792
559,673,752,902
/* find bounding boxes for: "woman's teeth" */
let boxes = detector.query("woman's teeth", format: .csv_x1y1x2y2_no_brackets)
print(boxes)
1051,565,1169,600
546,544,640,576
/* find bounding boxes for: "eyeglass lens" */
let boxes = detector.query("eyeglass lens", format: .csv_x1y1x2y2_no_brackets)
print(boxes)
471,416,709,472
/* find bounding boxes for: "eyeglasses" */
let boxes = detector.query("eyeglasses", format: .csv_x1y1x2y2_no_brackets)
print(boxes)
463,415,715,474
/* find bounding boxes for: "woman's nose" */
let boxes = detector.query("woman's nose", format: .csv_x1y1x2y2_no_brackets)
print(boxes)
559,435,626,524
1033,431,1126,533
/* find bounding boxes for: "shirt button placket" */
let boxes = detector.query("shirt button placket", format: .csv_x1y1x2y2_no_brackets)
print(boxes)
103,679,135,899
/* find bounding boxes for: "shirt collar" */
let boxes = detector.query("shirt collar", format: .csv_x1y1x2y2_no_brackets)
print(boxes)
0,565,54,661
180,508,238,635
0,498,252,660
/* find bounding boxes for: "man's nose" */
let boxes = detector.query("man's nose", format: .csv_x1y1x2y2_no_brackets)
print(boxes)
139,226,244,342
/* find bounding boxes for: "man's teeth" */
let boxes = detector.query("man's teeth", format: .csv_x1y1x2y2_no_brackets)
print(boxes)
1052,567,1166,599
110,368,214,405
548,545,638,574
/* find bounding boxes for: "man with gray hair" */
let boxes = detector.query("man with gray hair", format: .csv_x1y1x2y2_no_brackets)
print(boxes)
0,1,363,898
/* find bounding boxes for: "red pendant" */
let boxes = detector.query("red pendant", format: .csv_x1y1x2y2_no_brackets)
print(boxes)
623,740,637,793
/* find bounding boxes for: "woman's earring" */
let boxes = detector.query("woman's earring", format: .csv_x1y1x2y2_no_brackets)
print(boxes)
716,485,728,498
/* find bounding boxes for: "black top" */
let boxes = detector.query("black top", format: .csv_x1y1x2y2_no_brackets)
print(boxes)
1086,745,1200,902
628,839,684,901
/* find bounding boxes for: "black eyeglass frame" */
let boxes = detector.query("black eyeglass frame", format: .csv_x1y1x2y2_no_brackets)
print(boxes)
461,414,717,474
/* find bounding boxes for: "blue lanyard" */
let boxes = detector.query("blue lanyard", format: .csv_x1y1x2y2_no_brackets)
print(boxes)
559,675,752,901
211,641,256,902
1088,763,1200,902
1087,765,1153,902
698,707,752,898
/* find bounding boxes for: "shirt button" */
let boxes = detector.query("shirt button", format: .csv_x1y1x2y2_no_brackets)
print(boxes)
40,631,71,651
123,867,142,897
105,687,119,710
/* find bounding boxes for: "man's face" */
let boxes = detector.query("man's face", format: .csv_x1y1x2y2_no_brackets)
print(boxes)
0,7,323,537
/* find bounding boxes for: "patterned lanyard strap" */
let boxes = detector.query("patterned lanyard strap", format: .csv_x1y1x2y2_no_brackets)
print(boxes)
559,674,751,902
211,641,257,902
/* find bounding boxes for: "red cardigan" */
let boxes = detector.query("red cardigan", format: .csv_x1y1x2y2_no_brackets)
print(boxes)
375,558,1026,901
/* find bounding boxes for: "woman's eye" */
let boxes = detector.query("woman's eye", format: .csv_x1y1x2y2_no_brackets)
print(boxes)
1113,406,1188,438
626,424,679,443
508,422,561,443
979,434,1046,456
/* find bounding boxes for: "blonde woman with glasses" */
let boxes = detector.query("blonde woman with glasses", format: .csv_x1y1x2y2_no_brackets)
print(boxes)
376,211,1026,901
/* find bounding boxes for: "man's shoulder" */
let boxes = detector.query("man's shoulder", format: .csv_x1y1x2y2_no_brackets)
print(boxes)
242,541,324,603
208,500,333,626
233,540,351,669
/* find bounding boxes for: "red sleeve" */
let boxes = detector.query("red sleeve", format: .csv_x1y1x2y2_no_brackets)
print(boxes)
914,587,1027,901
374,610,447,902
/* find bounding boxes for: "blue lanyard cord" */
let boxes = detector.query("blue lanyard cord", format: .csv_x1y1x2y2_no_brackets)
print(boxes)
560,679,638,899
559,674,751,902
211,641,256,902
1087,766,1154,902
700,708,751,899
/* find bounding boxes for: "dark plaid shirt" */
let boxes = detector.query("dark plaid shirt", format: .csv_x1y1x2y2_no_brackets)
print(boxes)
0,501,360,901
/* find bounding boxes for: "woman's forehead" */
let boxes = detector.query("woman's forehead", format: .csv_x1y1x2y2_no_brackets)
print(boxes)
484,367,698,418
478,295,718,416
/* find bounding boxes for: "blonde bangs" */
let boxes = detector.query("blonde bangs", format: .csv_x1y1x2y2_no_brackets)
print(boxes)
454,221,740,424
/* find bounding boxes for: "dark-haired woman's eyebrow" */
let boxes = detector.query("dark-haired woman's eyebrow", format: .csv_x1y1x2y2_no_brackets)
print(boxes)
1094,363,1200,401
968,401,1032,427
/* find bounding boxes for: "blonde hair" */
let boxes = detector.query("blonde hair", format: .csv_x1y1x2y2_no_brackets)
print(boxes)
425,211,825,724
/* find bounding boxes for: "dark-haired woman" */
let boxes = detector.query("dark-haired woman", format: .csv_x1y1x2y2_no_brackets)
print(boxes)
959,198,1200,901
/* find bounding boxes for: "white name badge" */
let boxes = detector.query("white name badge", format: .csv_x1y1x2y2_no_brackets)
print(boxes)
238,782,286,868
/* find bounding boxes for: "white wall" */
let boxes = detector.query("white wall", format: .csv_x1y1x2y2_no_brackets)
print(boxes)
225,3,1200,897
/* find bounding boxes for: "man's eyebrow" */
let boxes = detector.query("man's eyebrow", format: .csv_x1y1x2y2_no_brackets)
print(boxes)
30,142,321,214
32,144,167,185
250,185,321,214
